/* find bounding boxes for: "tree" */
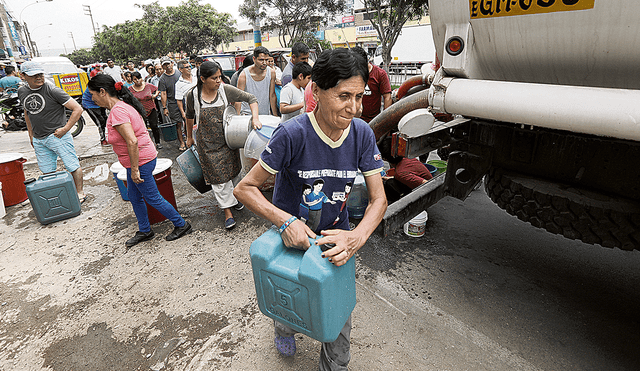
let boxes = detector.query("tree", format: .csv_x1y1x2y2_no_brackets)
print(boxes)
360,0,429,71
88,0,236,63
163,0,237,54
62,48,96,66
240,0,347,48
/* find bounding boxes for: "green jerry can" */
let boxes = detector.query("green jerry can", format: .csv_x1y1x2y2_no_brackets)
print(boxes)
24,171,81,224
250,227,356,343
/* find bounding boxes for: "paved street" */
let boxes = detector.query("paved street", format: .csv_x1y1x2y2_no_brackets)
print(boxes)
1,123,639,370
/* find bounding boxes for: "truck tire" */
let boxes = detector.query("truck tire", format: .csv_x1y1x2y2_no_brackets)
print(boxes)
484,167,640,251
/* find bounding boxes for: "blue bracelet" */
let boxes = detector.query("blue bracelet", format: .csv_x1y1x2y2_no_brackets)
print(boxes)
279,216,298,233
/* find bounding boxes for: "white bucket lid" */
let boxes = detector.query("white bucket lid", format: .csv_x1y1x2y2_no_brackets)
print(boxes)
115,159,173,180
0,152,24,164
116,169,127,181
109,161,124,174
153,158,173,175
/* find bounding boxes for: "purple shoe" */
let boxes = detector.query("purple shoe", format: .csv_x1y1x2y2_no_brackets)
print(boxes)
274,331,296,357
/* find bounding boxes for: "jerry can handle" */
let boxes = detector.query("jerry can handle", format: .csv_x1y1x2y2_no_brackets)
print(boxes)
39,172,62,181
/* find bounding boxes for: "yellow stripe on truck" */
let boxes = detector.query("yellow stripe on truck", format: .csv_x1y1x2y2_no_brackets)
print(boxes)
470,0,596,19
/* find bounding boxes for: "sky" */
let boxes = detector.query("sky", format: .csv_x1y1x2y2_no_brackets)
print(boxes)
3,0,245,57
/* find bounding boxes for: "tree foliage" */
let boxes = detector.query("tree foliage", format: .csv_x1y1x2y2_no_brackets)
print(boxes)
361,0,429,70
66,0,236,63
240,0,347,48
290,32,333,53
62,49,95,66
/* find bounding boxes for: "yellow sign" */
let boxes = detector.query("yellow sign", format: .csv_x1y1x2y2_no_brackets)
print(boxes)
470,0,595,19
52,72,89,97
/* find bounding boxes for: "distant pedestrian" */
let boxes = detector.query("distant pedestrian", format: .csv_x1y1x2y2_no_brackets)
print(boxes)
0,66,22,93
174,60,196,134
351,47,392,123
230,56,253,87
267,53,283,86
189,55,203,79
149,63,164,129
87,74,192,248
158,57,186,150
19,61,86,203
144,64,155,83
129,71,162,149
281,42,310,86
103,59,123,83
82,84,108,146
89,64,102,78
280,62,312,122
184,61,262,230
236,46,277,116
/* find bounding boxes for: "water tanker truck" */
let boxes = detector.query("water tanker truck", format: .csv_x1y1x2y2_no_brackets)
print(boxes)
371,0,640,250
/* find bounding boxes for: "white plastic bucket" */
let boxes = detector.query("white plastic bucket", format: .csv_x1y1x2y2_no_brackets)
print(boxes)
403,211,428,237
244,124,277,159
0,182,5,218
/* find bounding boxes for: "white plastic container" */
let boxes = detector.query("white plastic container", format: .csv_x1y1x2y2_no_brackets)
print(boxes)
403,211,428,237
0,182,5,218
244,123,278,160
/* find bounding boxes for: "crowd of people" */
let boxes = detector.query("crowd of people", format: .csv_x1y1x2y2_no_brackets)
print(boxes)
15,43,439,371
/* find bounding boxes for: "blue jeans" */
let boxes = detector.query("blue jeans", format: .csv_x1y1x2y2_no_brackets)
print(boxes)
126,158,185,233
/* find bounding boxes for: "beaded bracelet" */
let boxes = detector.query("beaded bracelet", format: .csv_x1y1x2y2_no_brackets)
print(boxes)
279,216,298,234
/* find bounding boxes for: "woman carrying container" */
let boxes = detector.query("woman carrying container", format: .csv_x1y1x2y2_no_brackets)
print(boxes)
129,71,162,149
87,74,192,248
184,61,261,230
234,49,387,370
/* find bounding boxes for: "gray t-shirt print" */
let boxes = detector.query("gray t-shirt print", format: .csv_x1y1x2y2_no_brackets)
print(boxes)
18,82,72,139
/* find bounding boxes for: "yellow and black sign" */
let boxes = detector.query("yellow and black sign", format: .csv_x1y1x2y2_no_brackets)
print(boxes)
52,72,89,97
470,0,596,19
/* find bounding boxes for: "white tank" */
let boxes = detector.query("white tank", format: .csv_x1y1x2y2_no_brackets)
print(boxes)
429,0,640,89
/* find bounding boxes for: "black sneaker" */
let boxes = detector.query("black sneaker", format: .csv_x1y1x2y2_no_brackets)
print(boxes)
233,202,244,211
166,221,192,241
125,230,155,248
156,142,163,149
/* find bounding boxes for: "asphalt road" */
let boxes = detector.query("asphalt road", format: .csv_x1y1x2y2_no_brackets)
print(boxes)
364,188,640,371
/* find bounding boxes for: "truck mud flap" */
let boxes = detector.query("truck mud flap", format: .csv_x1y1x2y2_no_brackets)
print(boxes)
375,173,447,237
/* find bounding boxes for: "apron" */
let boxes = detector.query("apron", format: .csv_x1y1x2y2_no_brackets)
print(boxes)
195,89,241,185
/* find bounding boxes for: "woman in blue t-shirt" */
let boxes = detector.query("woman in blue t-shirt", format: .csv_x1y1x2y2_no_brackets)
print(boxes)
235,48,387,371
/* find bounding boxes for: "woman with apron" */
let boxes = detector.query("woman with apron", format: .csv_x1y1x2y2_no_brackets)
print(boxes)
185,61,262,230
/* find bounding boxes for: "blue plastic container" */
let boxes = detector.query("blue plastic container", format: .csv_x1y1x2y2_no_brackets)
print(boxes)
25,171,81,224
159,122,178,141
109,161,129,201
346,172,368,219
250,227,356,343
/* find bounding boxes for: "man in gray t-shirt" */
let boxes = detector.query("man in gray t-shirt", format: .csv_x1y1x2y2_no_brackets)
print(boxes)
18,61,86,202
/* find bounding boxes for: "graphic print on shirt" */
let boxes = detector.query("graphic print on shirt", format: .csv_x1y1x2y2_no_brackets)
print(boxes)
301,179,336,232
363,83,372,96
332,182,353,225
23,93,45,114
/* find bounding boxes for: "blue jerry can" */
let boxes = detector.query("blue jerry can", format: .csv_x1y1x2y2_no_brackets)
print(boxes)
25,171,81,225
250,227,356,343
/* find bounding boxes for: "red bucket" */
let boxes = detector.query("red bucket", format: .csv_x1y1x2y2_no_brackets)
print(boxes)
117,159,178,225
0,153,28,207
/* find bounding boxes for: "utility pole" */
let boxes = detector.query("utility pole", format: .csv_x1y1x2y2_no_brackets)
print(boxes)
68,31,76,51
82,5,96,37
251,0,261,48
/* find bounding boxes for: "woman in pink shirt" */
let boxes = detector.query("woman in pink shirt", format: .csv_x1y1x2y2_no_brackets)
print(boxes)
87,74,192,248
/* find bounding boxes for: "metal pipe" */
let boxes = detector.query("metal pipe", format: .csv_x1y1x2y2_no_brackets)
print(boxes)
369,89,430,140
431,79,640,142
